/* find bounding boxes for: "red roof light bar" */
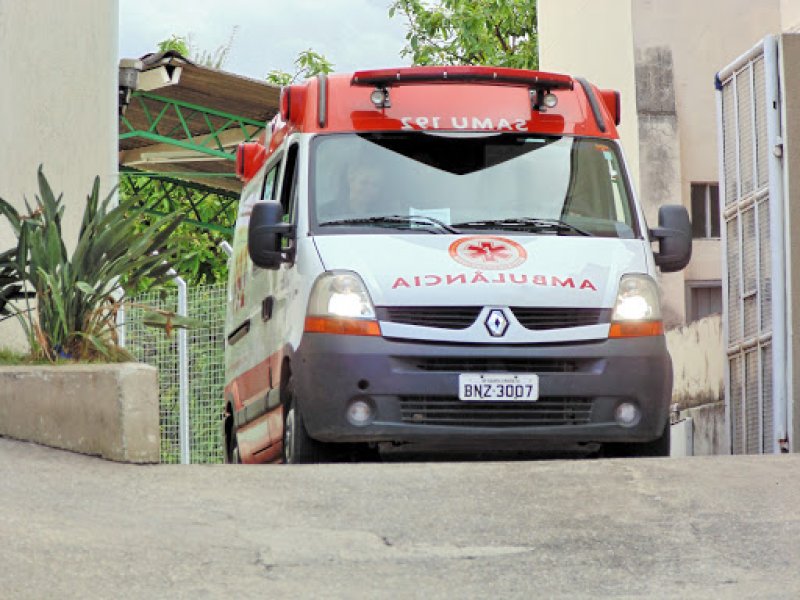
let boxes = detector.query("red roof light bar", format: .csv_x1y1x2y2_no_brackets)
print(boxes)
352,66,574,90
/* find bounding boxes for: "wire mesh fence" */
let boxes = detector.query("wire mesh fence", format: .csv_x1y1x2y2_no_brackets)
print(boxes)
123,284,227,464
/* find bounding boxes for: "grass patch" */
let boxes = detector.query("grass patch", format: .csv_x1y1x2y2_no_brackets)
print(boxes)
0,348,120,365
0,348,32,364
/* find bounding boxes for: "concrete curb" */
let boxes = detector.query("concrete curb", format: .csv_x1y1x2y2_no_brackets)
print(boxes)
0,363,159,463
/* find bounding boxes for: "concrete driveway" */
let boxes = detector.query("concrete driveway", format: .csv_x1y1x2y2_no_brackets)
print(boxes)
2,437,799,599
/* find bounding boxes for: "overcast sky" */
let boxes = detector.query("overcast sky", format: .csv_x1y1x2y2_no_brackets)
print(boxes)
119,0,412,80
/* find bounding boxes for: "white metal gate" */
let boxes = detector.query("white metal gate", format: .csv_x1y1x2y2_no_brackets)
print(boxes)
716,36,787,454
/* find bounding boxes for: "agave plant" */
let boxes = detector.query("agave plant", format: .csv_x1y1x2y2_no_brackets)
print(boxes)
0,167,191,361
0,248,31,322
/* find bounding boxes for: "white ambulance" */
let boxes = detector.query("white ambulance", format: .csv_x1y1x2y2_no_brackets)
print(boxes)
224,66,692,464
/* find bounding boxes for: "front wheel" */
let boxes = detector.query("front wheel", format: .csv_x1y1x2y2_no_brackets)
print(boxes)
603,421,671,458
283,378,334,464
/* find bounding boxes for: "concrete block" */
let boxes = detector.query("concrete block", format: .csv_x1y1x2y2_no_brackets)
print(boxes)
0,363,159,463
681,402,728,456
670,418,694,456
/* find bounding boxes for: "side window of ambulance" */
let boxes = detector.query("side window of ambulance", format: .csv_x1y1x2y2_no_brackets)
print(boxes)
262,161,281,201
279,144,300,221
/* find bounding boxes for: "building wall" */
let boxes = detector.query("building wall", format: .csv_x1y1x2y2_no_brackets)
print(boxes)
782,0,800,31
0,0,119,349
537,0,640,194
780,33,800,451
633,0,781,320
539,0,784,327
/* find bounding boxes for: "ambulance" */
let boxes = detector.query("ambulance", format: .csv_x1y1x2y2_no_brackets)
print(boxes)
224,66,692,464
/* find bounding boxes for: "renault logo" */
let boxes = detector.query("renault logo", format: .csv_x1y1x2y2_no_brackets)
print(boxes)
485,309,509,337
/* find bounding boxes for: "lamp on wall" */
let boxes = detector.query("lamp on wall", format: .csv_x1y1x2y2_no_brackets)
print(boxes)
118,59,143,116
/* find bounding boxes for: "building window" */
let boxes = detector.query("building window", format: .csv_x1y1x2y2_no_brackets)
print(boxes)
691,183,721,238
686,281,723,323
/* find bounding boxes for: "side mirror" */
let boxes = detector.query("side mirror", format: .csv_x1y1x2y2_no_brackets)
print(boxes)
651,205,692,273
248,201,293,269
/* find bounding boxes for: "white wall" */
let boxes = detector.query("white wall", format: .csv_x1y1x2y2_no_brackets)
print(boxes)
0,0,119,349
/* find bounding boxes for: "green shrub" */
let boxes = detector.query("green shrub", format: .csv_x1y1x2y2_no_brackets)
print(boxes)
0,167,196,362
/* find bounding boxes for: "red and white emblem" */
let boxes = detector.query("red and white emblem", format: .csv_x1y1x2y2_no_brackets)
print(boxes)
448,236,527,270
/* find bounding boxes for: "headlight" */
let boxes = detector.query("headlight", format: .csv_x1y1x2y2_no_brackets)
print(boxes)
611,274,661,321
305,271,381,336
307,271,376,318
609,274,663,338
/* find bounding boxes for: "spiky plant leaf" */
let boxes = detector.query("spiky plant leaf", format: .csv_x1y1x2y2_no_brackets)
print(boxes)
0,167,189,361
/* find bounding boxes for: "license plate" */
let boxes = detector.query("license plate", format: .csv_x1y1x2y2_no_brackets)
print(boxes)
458,373,539,402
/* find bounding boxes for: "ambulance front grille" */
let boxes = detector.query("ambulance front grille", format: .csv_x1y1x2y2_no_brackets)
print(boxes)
406,357,581,373
510,307,611,330
377,306,482,329
399,396,593,427
377,306,611,330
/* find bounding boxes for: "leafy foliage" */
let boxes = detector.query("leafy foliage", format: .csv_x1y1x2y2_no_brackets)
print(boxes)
157,34,190,56
157,27,239,69
389,0,538,69
0,168,196,362
266,49,335,85
119,175,234,292
0,247,33,323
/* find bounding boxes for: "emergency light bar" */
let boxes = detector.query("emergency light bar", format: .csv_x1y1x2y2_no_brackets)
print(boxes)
351,66,574,91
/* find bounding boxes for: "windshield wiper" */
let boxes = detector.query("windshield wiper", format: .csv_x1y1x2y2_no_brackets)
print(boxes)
318,215,460,234
451,217,593,237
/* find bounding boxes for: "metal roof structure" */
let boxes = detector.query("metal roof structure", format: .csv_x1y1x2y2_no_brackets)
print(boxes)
118,52,280,234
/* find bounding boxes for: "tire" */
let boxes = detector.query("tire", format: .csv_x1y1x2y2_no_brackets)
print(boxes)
230,435,242,464
282,378,333,464
223,414,241,464
603,421,671,458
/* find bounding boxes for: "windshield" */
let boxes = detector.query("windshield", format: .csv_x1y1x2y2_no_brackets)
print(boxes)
310,132,638,238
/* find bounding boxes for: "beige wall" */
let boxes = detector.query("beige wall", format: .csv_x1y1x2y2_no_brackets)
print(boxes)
782,0,800,31
779,33,800,452
538,0,640,194
666,314,724,409
633,0,780,195
0,0,119,349
539,0,785,326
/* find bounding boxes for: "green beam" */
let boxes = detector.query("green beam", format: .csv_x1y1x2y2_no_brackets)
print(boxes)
133,91,265,127
119,131,233,160
120,171,238,179
120,91,265,161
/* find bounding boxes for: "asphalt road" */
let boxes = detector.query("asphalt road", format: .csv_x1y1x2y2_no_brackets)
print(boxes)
2,437,800,599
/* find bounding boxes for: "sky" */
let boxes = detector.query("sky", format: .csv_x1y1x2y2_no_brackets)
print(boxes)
119,0,412,80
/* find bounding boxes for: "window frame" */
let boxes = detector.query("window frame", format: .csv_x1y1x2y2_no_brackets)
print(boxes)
685,279,723,323
690,182,721,239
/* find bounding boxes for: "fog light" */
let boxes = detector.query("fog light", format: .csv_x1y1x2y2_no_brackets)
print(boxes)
370,88,390,108
542,93,558,108
347,399,374,426
615,402,641,428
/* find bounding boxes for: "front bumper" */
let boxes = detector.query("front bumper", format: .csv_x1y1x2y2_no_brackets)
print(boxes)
292,333,672,445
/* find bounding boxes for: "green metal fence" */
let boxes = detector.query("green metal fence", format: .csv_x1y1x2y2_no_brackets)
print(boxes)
123,284,227,463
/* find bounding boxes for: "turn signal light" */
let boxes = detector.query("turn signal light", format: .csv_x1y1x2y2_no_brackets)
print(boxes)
304,316,381,336
609,321,664,338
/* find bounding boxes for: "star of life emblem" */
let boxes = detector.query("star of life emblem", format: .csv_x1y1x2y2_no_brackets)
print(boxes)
449,236,527,270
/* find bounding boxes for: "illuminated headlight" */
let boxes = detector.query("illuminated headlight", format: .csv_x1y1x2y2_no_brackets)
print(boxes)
612,274,661,321
542,93,558,108
307,271,376,319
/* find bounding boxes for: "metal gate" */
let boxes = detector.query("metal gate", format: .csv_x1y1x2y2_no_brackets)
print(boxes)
716,36,787,454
